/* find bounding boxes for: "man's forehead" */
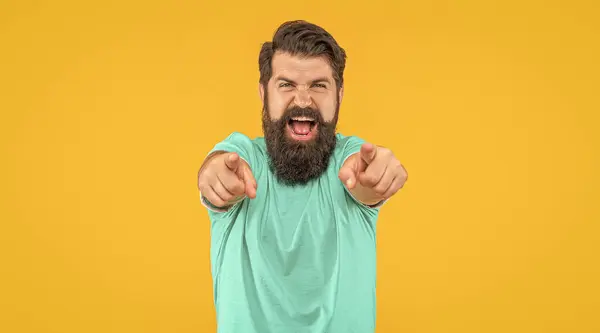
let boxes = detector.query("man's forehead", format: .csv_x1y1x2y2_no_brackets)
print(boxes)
271,52,333,81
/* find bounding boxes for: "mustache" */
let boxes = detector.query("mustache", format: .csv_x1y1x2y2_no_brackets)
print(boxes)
281,106,325,124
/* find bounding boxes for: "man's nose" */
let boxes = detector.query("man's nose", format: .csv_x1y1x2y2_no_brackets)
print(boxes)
293,86,313,108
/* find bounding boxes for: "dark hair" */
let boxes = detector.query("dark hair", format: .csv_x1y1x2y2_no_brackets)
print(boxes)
258,20,347,90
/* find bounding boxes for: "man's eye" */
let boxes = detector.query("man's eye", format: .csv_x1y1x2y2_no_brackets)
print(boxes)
279,83,293,88
312,83,327,88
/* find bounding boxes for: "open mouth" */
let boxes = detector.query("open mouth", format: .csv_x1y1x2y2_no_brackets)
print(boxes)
287,116,318,141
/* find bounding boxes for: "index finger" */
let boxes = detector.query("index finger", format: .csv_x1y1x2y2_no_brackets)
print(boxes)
224,152,240,171
359,143,377,165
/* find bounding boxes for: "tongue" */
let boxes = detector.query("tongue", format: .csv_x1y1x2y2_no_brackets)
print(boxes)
291,121,311,135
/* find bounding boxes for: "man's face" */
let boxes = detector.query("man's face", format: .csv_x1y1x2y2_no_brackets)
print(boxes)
260,51,343,185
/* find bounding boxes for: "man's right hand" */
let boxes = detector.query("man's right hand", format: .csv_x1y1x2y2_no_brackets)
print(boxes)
197,152,257,208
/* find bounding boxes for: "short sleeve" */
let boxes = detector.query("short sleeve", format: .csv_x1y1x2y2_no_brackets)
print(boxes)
207,132,257,172
337,134,366,164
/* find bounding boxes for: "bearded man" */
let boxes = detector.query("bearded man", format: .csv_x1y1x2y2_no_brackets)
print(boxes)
197,20,408,333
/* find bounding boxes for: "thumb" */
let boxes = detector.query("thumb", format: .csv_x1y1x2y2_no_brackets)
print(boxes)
359,143,377,166
241,164,257,199
224,152,241,171
338,164,358,189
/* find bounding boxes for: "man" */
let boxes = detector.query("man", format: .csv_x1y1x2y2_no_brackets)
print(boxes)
197,20,408,333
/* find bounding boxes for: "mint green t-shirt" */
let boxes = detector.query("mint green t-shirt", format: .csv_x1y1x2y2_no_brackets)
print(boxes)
203,132,381,333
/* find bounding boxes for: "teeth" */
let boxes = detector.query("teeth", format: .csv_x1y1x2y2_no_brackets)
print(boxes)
291,116,314,122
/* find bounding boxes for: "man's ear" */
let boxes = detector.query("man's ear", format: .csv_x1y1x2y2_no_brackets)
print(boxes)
259,83,265,103
338,85,344,104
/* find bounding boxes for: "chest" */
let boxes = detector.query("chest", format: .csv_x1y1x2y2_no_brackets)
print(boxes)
250,179,343,244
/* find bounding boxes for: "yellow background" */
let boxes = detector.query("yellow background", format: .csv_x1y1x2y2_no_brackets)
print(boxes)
1,1,599,332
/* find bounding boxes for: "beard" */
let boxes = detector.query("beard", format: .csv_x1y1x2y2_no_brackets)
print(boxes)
262,93,339,186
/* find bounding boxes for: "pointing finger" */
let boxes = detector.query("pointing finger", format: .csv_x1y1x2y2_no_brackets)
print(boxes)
359,143,377,166
224,153,240,171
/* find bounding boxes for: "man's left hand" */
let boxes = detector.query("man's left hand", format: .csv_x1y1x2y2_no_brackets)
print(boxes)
338,143,408,206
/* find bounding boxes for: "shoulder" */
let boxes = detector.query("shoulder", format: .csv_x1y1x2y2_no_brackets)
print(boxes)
333,133,367,166
217,131,256,148
218,132,266,153
335,133,367,152
209,132,267,169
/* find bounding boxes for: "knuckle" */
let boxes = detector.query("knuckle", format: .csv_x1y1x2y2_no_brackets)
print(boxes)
202,170,216,182
208,195,224,207
199,178,214,190
395,182,404,191
360,175,371,186
398,170,408,181
374,186,387,195
216,196,227,206
368,175,379,185
380,148,392,158
197,171,207,183
232,182,244,194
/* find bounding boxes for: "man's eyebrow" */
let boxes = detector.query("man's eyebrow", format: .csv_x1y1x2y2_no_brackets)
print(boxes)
275,76,296,84
311,77,332,84
275,76,332,84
